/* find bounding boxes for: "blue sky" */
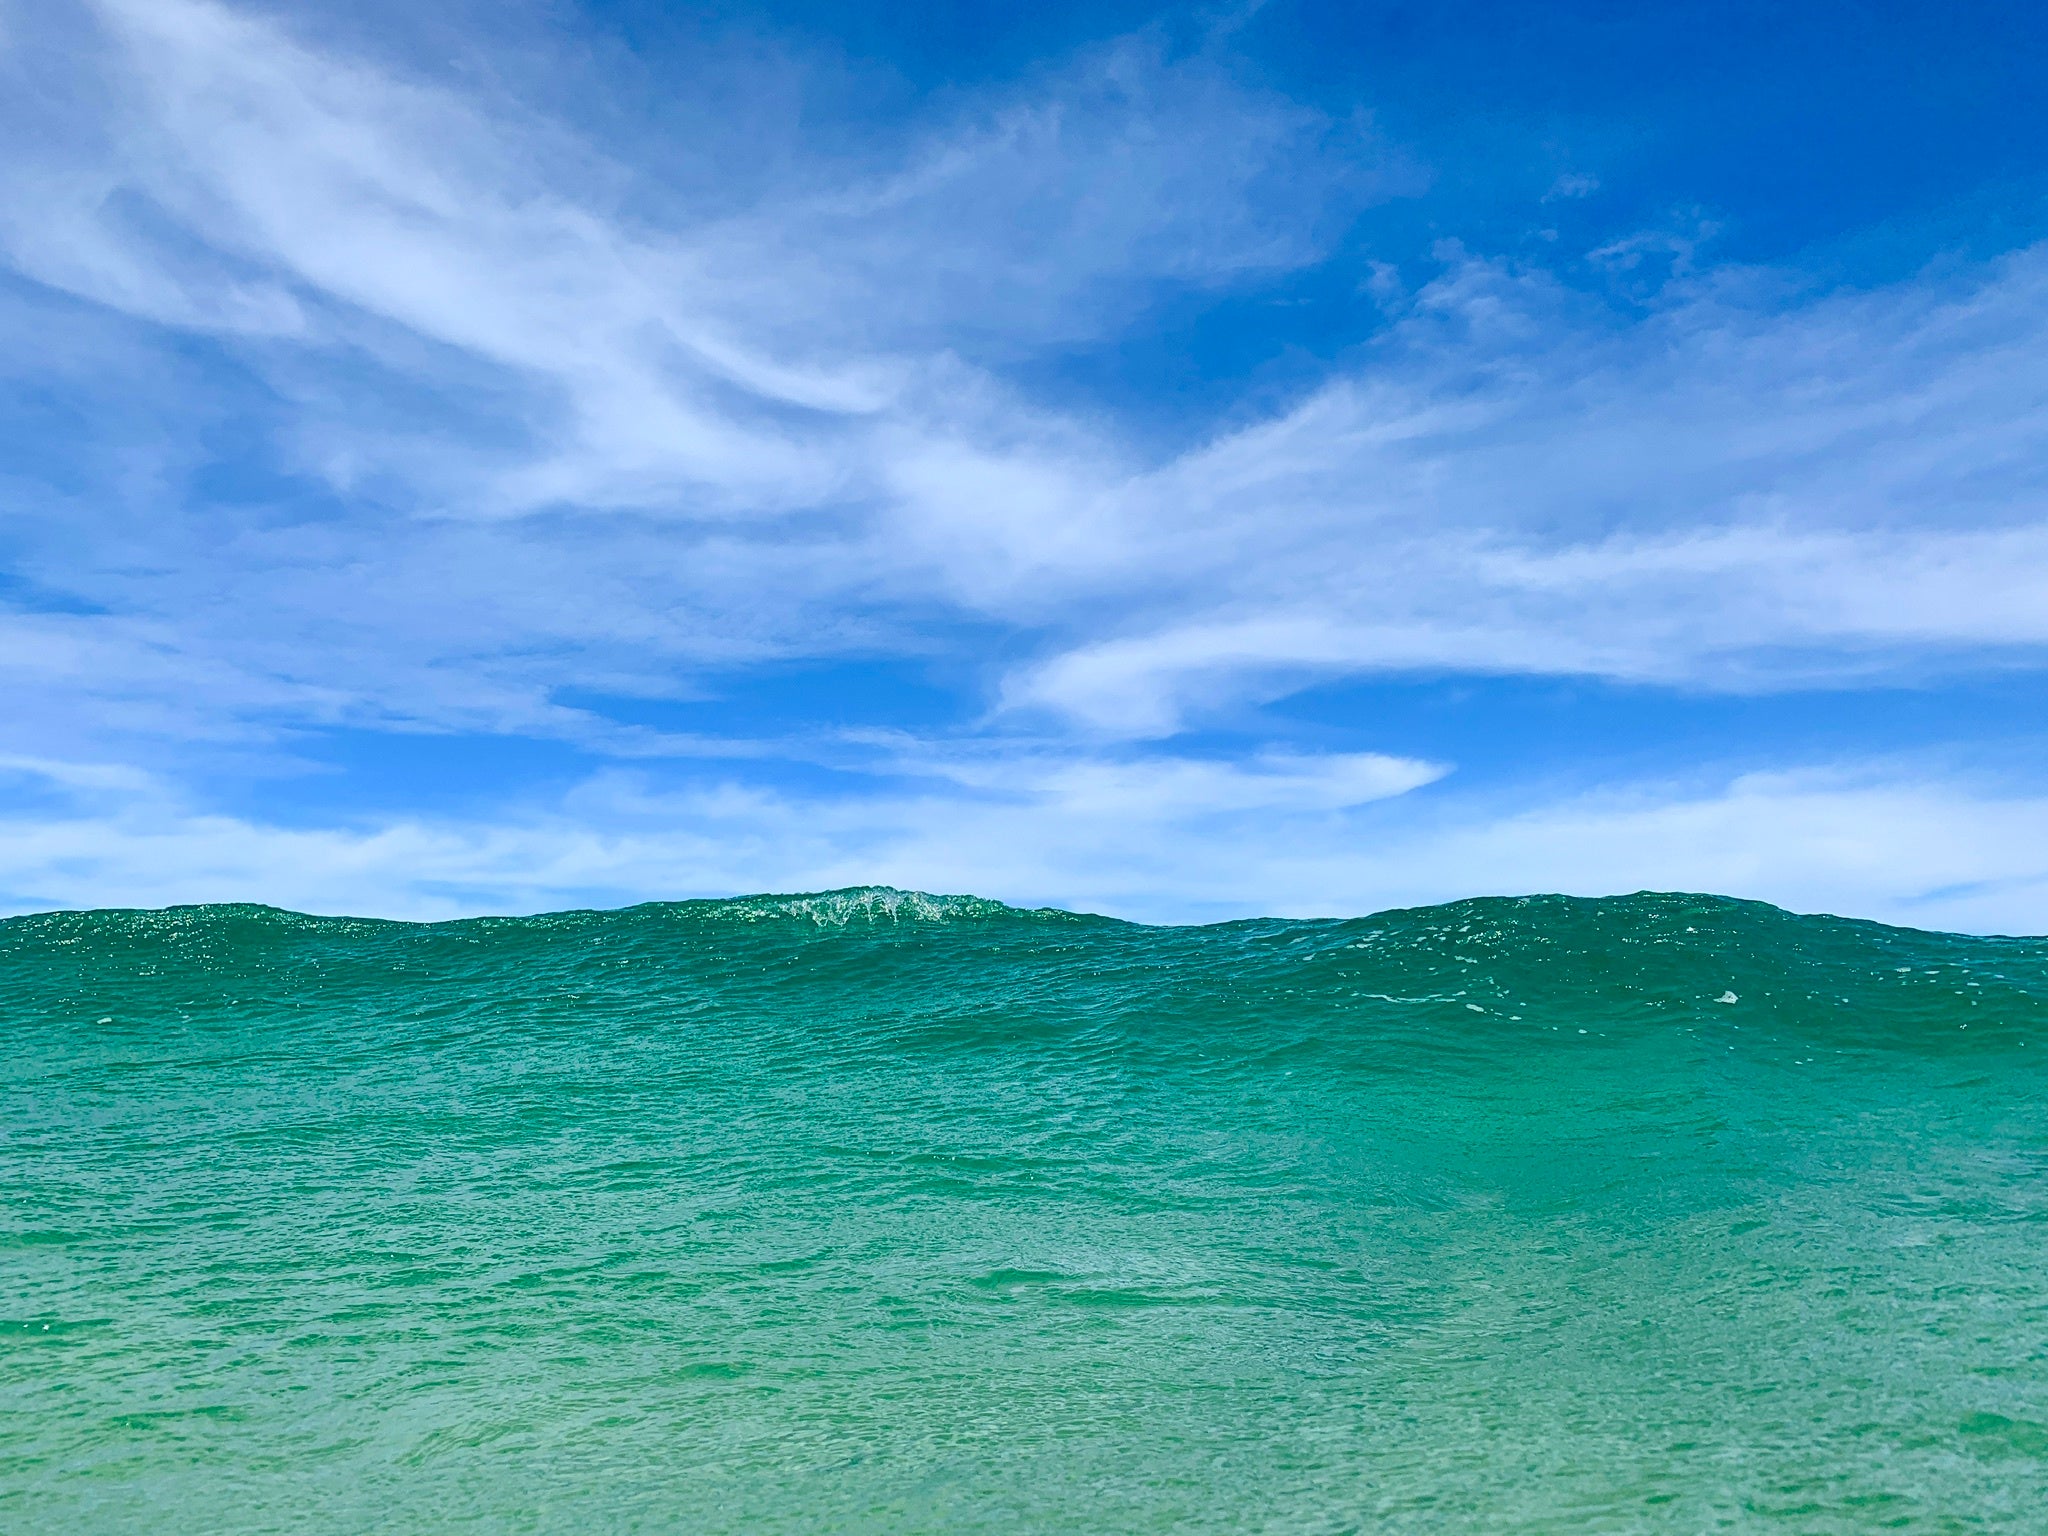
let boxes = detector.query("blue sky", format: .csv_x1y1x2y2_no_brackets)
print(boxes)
3,0,2048,929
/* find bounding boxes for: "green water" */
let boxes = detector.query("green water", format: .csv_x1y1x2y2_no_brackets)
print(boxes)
4,889,2046,1533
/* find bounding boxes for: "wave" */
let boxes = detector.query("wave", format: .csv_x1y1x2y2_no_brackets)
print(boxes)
6,885,2047,1530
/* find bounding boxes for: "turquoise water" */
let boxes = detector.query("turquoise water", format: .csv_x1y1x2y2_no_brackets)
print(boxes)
4,888,2046,1533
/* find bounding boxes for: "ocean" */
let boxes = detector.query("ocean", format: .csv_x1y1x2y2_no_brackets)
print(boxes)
4,888,2045,1532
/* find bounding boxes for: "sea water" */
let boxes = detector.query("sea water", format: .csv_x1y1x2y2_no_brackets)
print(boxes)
3,889,2045,1532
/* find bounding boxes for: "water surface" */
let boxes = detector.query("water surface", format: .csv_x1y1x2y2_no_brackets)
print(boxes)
4,889,2045,1531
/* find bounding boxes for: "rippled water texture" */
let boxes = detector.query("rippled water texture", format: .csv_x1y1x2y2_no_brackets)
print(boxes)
4,889,2047,1532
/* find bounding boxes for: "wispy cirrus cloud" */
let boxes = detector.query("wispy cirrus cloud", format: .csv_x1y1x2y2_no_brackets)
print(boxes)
3,0,1387,511
0,0,1398,745
995,249,2048,731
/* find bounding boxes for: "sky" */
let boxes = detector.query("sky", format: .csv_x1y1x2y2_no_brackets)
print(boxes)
3,0,2048,929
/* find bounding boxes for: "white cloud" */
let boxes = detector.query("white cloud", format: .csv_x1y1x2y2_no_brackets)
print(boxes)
1,0,1377,515
6,0,2047,741
0,0,1403,749
897,747,1447,817
3,761,2043,936
993,251,2048,732
1005,521,2048,734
